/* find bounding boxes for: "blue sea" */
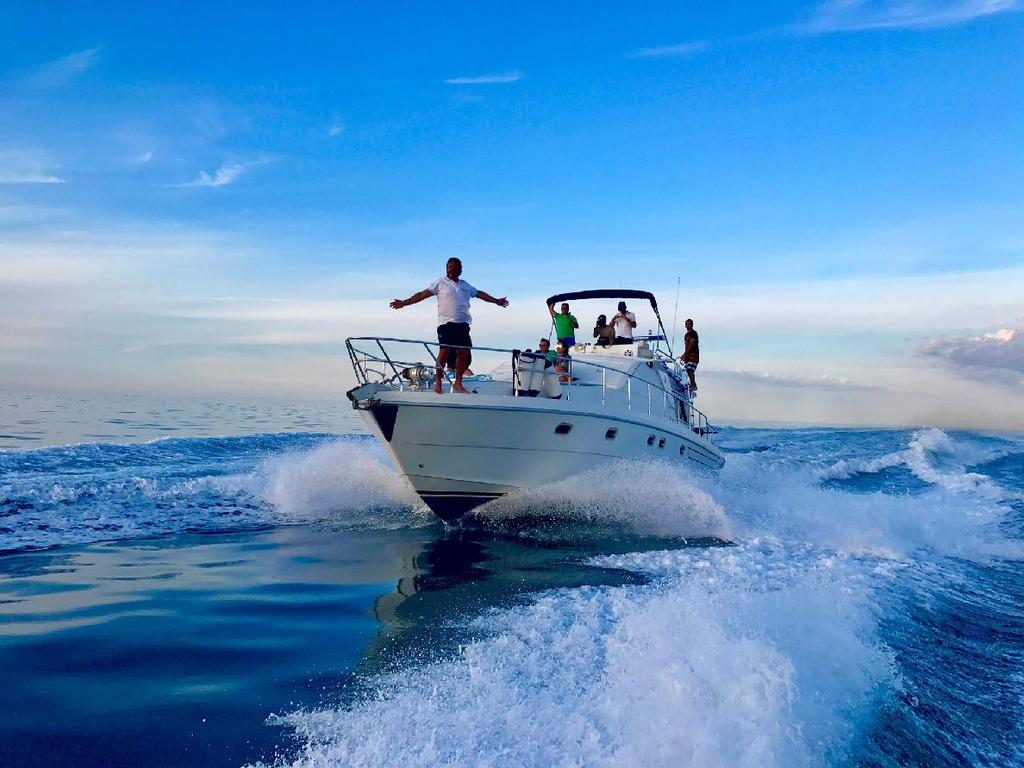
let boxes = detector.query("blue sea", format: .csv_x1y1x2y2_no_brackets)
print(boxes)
1,392,1022,767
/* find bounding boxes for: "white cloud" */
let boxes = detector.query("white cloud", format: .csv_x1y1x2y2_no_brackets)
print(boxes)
444,71,523,85
326,119,345,138
626,41,710,58
920,326,1024,384
26,46,101,87
178,158,269,188
801,0,1019,33
0,150,64,184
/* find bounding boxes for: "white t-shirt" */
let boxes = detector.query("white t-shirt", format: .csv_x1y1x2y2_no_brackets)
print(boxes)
428,277,478,326
613,310,636,340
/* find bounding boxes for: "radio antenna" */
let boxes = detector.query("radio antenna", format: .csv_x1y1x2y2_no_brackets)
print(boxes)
670,276,681,354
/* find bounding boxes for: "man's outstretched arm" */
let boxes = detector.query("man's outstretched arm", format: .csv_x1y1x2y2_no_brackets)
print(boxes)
390,290,433,309
547,303,556,318
477,291,509,308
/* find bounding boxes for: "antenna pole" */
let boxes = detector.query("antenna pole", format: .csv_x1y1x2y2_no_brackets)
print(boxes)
670,276,681,355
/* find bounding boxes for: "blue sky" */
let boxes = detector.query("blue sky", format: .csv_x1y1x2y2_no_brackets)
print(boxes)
1,1,1023,427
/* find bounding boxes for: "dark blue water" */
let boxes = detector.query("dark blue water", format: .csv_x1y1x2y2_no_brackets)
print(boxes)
1,399,1022,766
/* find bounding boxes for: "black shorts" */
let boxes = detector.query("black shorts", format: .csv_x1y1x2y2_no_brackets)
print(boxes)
437,322,472,368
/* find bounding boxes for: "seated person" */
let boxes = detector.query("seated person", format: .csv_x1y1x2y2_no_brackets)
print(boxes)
554,341,576,382
536,338,556,362
592,314,615,347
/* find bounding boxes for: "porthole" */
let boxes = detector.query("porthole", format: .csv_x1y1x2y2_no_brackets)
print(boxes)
605,428,618,440
658,438,666,449
679,445,686,456
647,435,656,446
555,423,573,435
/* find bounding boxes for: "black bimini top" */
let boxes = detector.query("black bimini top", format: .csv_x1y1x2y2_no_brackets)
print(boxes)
545,289,658,311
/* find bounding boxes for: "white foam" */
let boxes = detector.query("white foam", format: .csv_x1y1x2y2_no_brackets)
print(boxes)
818,429,1018,502
251,428,1024,766
260,542,893,768
252,439,427,527
719,454,1023,561
471,459,732,540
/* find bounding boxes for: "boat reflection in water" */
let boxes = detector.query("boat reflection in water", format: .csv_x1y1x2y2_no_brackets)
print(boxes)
361,525,723,674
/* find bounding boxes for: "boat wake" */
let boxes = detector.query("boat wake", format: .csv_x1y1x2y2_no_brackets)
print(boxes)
817,427,1022,500
254,427,1024,768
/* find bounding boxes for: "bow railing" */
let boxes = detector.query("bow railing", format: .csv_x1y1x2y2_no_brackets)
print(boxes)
345,336,718,441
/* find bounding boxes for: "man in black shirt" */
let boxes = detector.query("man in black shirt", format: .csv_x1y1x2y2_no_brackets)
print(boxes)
680,318,699,390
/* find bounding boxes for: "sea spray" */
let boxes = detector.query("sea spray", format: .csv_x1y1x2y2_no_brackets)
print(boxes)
0,434,427,552
471,459,732,541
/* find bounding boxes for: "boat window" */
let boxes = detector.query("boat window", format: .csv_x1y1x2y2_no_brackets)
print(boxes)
679,445,686,456
555,423,573,435
647,435,655,446
605,428,617,440
658,438,666,448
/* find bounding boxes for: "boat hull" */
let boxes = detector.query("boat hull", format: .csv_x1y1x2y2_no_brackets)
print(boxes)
353,387,724,522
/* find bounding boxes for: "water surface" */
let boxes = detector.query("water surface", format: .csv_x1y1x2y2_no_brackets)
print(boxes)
1,396,1022,767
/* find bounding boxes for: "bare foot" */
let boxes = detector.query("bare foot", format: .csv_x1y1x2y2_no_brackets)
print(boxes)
452,383,471,394
434,384,444,394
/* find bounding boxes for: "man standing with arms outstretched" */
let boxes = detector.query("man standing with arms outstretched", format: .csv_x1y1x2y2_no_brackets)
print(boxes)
390,258,509,394
680,318,699,390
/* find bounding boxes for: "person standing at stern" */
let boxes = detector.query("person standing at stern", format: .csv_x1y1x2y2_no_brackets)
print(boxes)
680,318,699,390
612,301,636,344
390,258,509,394
548,302,579,348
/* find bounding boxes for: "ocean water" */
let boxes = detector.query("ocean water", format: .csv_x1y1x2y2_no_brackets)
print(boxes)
1,396,1022,767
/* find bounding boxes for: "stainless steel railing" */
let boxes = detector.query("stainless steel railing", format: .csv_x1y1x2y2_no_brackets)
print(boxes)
345,336,718,441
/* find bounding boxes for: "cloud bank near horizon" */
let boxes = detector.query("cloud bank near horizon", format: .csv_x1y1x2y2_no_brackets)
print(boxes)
920,326,1024,385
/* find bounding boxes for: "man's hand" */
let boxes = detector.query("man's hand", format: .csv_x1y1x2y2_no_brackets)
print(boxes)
478,291,509,307
390,289,433,309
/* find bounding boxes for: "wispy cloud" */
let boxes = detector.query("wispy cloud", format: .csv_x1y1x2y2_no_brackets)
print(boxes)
27,46,101,87
444,71,523,85
0,150,64,184
326,118,345,138
919,325,1024,384
801,0,1019,33
626,41,710,58
705,369,877,391
178,158,270,188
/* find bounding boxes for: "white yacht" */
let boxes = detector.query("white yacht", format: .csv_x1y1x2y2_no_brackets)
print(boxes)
346,289,724,522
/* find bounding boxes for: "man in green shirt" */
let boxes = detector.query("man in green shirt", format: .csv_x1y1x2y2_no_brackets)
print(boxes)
547,302,579,348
